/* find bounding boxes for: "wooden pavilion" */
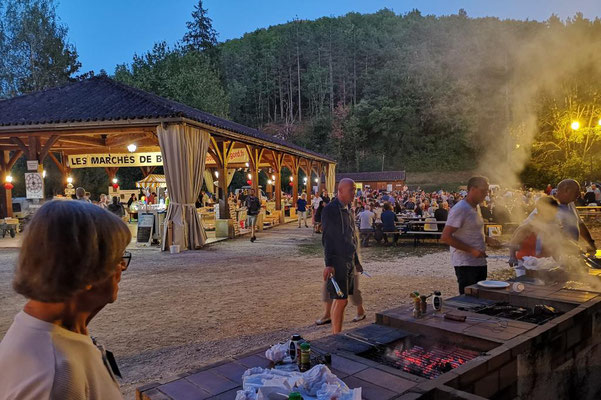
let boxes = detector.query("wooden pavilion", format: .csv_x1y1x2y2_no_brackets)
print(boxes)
0,76,336,249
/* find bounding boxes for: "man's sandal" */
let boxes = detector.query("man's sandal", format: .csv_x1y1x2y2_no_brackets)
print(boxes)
315,318,332,326
352,314,366,322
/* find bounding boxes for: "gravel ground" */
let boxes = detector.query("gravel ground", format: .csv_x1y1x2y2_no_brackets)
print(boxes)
0,223,562,398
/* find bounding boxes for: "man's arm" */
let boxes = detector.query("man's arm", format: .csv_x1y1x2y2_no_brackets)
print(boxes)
441,225,487,258
321,206,336,280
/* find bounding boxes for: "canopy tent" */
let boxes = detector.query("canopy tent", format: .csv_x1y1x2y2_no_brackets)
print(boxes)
136,174,167,189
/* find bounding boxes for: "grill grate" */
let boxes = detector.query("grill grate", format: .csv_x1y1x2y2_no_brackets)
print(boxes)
361,341,479,379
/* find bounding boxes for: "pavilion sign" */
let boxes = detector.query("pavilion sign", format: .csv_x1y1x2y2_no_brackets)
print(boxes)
67,148,250,169
67,152,163,168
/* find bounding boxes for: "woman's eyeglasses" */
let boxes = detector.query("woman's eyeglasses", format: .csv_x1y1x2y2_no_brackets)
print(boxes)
121,251,132,270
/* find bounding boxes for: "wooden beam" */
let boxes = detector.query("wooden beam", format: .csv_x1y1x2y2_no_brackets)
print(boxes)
48,152,65,174
0,126,157,138
7,150,23,170
9,137,29,154
39,135,60,161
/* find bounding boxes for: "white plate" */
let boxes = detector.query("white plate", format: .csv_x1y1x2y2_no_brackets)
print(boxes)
477,280,510,289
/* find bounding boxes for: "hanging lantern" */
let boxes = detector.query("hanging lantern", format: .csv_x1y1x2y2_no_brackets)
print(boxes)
4,175,13,190
246,179,252,185
289,182,294,187
112,183,119,189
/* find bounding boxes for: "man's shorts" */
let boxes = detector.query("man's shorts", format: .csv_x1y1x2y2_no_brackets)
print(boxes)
247,214,258,227
324,261,360,302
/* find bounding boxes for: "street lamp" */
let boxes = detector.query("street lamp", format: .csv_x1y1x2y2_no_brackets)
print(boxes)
67,177,73,184
214,170,219,178
571,121,580,130
112,178,118,184
5,175,13,183
127,143,137,153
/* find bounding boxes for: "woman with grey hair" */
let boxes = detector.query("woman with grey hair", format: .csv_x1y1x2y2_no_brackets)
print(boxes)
0,200,131,399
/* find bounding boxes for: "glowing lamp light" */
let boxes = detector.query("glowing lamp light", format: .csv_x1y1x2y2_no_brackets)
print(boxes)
271,175,276,181
598,118,601,126
3,175,13,190
214,170,219,178
289,176,294,182
303,177,308,184
127,144,137,153
315,178,319,183
42,170,47,178
245,162,249,167
571,121,580,130
247,173,252,180
267,179,273,185
67,176,73,184
112,178,118,184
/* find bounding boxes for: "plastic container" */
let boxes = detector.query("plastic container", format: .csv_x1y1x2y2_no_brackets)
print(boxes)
300,342,311,371
288,392,302,400
289,334,302,362
432,291,443,312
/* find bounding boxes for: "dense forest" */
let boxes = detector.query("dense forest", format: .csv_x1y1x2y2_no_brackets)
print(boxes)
3,0,601,196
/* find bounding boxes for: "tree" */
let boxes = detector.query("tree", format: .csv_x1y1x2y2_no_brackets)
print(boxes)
114,43,229,118
182,0,217,52
0,0,80,97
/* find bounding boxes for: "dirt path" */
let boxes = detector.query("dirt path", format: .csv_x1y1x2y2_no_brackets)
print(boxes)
0,223,512,398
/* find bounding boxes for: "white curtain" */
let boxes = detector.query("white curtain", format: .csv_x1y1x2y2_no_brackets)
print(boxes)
326,163,336,197
158,124,209,250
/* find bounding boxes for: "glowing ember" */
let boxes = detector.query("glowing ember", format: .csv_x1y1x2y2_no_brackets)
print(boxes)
385,345,478,379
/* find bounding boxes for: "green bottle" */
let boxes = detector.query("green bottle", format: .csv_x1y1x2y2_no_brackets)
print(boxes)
288,392,302,400
299,342,311,371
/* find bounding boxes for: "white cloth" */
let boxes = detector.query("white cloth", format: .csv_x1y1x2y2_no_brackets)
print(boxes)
446,200,486,266
0,311,122,400
312,196,322,210
358,210,375,230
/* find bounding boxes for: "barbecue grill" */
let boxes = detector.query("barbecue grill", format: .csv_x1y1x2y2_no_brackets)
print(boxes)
469,301,562,325
359,337,480,380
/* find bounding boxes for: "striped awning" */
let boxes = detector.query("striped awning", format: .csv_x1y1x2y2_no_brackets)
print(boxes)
136,174,167,189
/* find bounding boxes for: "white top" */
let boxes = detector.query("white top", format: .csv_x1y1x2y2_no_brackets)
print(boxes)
358,210,375,230
446,200,486,267
0,311,123,400
311,196,322,210
527,202,580,241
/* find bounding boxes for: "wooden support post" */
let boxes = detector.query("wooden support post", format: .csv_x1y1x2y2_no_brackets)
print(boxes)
0,151,17,218
209,138,236,220
269,151,285,223
245,145,264,197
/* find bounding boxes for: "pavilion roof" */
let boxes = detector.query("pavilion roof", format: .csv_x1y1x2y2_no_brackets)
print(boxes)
0,76,334,162
336,170,406,182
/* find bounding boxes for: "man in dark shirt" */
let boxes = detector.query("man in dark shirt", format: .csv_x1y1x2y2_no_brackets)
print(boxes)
321,178,361,333
321,190,331,204
434,201,449,232
244,189,261,242
381,202,398,245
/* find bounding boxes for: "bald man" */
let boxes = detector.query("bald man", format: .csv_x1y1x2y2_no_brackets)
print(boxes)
529,179,595,251
321,178,360,333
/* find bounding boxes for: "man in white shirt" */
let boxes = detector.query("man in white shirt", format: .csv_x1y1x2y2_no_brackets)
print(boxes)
528,179,596,252
442,176,499,294
358,205,376,247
